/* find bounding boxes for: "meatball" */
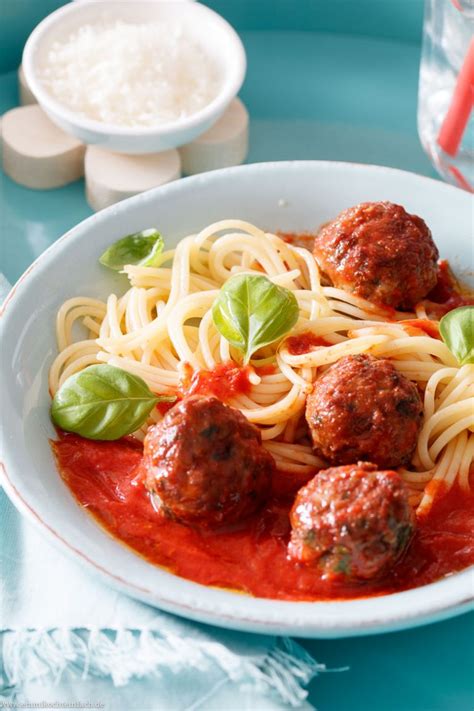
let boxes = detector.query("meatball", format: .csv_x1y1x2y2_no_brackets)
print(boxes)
288,462,415,580
142,395,275,527
306,354,423,469
313,201,439,309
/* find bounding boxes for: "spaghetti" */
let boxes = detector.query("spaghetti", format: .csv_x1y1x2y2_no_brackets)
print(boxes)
49,219,474,513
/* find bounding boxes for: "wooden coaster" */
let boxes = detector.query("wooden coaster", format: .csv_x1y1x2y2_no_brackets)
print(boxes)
179,98,249,175
85,146,181,211
2,105,85,189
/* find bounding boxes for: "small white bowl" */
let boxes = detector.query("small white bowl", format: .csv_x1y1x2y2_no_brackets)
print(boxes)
22,1,246,154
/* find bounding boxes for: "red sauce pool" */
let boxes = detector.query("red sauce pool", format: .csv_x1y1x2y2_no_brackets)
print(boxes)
286,332,330,355
424,260,474,318
155,362,255,416
179,362,252,401
279,231,316,250
255,364,277,376
156,399,177,417
400,319,441,339
50,251,473,599
52,434,474,601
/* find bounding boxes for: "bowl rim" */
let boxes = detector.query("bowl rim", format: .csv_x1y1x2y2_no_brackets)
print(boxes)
22,0,247,138
1,161,473,638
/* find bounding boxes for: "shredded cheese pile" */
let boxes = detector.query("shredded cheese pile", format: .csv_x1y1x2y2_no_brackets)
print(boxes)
38,20,221,127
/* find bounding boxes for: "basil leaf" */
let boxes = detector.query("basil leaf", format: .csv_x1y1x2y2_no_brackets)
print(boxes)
51,364,175,440
439,305,474,365
212,274,299,363
99,229,164,271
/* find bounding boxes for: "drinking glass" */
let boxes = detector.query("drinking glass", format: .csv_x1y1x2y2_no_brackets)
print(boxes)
418,0,474,191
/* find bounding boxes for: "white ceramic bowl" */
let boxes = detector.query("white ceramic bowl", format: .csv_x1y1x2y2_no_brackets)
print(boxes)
22,0,246,154
1,162,473,638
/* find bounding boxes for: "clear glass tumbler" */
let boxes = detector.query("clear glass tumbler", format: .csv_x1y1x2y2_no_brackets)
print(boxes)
418,0,474,191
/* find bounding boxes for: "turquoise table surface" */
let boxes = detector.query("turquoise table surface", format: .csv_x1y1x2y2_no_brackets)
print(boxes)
1,6,473,710
1,30,438,283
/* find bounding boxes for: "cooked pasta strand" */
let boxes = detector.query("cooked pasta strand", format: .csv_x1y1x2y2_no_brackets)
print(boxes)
50,219,473,510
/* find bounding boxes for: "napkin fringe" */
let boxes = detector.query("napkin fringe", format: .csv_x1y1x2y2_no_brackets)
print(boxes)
1,629,324,707
249,637,326,705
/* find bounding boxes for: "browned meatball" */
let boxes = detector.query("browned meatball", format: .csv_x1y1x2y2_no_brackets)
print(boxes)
306,354,423,468
313,201,439,309
142,395,274,527
288,463,415,580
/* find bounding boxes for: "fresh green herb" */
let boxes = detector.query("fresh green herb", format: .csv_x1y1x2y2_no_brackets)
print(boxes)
51,364,175,440
439,305,474,365
99,229,164,271
212,274,299,363
334,550,351,576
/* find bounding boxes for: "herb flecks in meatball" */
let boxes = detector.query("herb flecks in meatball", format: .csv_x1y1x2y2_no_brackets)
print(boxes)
313,201,439,309
142,395,275,527
289,463,415,580
306,354,423,469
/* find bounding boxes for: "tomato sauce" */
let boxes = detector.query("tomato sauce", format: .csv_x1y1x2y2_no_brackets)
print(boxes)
52,433,474,601
50,249,474,600
400,319,441,339
373,303,398,321
424,260,474,318
156,399,177,417
278,232,316,250
286,332,330,355
254,363,277,376
155,362,274,420
179,362,252,401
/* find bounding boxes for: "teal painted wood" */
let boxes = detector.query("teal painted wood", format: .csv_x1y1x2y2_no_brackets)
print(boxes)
206,0,424,43
0,0,65,72
1,11,472,710
304,611,474,711
0,0,425,73
0,30,434,283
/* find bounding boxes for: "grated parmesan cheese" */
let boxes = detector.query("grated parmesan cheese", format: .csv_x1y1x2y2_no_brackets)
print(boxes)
38,20,221,127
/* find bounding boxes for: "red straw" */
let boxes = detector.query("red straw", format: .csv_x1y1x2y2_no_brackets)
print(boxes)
437,38,474,157
448,165,473,192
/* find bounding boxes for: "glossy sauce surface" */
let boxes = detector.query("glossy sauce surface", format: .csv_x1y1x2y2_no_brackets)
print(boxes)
52,434,474,601
179,362,252,400
400,319,440,339
286,333,330,354
279,231,316,249
425,260,474,317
